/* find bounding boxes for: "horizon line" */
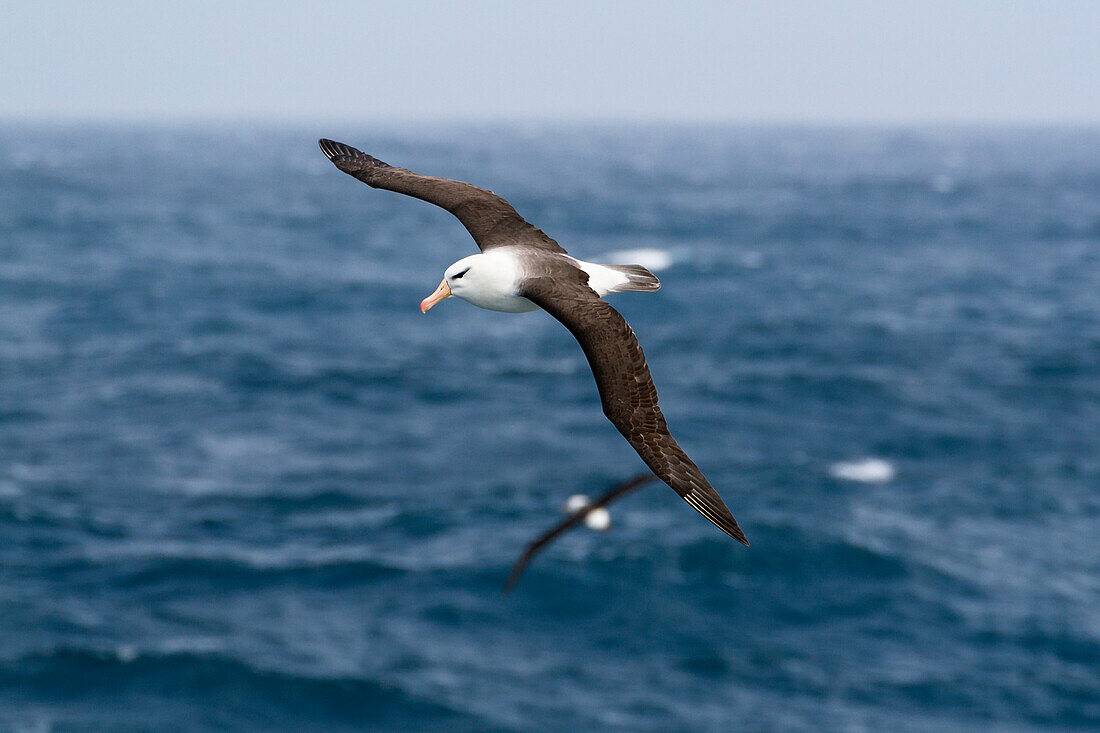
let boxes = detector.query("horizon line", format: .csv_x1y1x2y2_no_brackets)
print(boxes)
2,113,1099,130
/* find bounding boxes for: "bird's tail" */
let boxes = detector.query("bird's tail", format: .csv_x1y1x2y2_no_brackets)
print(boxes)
602,264,661,292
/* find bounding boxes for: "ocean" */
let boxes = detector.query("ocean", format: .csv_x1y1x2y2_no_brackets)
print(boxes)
1,123,1098,731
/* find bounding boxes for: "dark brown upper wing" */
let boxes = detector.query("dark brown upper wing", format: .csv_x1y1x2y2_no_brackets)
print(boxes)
319,139,565,254
521,268,749,545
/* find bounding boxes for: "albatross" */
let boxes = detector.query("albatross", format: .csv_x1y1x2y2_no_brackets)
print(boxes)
318,139,749,545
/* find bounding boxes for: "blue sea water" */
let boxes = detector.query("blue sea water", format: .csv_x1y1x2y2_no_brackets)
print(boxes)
1,123,1099,731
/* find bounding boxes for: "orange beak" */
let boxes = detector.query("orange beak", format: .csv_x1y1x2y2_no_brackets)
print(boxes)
420,279,451,313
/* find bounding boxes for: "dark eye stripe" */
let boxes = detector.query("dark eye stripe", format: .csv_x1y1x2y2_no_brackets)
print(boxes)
452,268,470,279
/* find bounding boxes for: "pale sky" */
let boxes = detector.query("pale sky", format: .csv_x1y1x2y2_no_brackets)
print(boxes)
3,0,1099,123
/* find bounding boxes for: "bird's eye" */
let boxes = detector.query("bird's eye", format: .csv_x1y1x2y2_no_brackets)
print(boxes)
452,268,470,280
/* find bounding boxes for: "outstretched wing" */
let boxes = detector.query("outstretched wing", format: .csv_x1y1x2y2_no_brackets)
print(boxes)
521,268,750,545
318,139,565,254
505,474,656,592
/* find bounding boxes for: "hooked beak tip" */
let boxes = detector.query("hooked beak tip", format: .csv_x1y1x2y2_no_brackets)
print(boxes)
420,279,451,313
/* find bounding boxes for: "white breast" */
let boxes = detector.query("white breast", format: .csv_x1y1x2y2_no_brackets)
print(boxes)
461,288,539,313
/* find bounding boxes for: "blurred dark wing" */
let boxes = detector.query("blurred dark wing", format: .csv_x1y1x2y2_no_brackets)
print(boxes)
521,271,749,545
504,474,656,592
318,139,565,254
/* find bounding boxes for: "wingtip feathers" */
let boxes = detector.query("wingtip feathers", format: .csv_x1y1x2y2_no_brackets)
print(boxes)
318,138,361,161
318,139,392,176
682,487,750,546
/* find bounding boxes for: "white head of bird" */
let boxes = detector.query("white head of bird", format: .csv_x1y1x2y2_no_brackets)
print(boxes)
419,251,538,314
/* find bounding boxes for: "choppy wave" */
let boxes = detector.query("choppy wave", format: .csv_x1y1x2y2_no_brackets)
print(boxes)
2,124,1099,731
0,647,511,733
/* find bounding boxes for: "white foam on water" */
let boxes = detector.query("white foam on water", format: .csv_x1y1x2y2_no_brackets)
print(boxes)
931,174,956,194
602,248,675,272
740,250,764,269
0,480,23,498
829,458,896,483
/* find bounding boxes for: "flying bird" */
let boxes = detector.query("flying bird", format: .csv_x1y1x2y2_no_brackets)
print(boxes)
318,139,749,546
505,474,657,592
